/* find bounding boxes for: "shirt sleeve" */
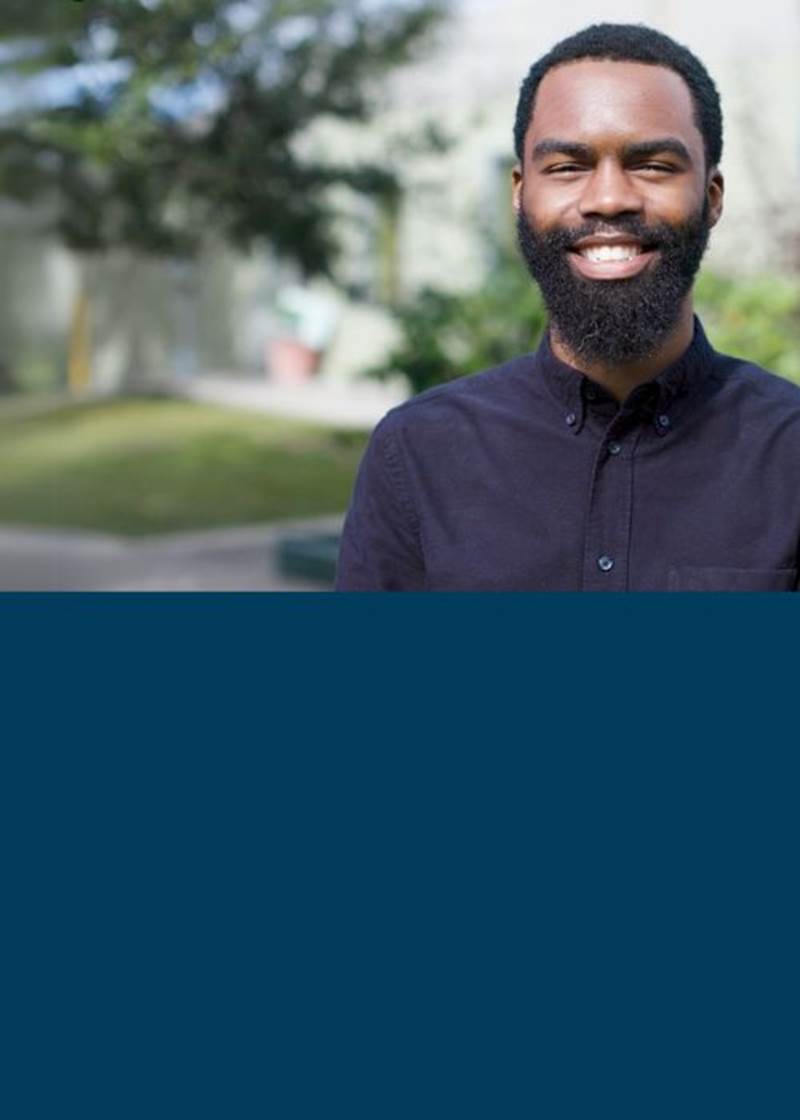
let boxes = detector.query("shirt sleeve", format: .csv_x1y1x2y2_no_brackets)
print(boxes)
334,417,426,591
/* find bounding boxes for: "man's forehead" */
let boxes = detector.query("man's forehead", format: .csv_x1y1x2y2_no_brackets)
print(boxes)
529,58,699,148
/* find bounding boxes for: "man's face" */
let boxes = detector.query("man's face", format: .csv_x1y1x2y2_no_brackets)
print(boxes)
511,59,724,365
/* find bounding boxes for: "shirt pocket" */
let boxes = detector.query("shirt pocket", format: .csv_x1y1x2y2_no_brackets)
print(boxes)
667,566,798,592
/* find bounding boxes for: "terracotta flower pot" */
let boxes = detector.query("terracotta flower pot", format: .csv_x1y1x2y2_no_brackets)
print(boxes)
266,337,322,385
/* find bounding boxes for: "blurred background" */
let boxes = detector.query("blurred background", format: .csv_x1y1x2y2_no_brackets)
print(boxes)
0,0,797,589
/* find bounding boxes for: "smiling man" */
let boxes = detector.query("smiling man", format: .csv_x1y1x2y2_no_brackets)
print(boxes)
335,23,800,591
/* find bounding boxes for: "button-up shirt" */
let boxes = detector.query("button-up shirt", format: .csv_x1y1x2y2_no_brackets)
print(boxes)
335,316,800,591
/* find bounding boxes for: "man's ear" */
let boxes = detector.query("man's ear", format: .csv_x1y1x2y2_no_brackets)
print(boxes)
512,165,523,214
707,168,724,229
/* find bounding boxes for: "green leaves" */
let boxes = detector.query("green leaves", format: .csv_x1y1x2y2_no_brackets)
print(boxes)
695,271,800,383
366,246,548,394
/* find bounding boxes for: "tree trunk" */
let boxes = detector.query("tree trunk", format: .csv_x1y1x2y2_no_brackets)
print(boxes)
67,256,94,395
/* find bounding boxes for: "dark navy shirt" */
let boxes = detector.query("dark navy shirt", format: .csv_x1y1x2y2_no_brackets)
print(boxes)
335,316,800,591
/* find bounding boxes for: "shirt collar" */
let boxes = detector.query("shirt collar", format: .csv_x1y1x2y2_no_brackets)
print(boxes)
536,314,716,435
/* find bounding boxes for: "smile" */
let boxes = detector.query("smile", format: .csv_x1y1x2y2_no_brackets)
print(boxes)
580,243,641,261
568,243,659,280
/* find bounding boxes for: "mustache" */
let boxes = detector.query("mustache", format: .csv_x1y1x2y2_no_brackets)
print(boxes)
518,211,708,254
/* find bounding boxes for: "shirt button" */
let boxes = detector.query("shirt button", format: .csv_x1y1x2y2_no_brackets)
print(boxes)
658,414,671,429
585,387,597,401
565,413,577,427
597,556,615,573
608,441,622,456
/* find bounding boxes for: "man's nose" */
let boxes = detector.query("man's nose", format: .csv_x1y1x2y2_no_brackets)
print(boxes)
578,160,644,218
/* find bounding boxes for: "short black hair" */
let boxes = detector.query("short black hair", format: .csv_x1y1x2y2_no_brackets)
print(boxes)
514,23,723,172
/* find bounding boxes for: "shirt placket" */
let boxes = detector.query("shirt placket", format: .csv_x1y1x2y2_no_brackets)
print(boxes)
581,413,641,592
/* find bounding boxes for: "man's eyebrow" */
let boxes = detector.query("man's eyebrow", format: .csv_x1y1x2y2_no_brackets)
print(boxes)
530,137,693,163
530,140,593,161
624,138,693,163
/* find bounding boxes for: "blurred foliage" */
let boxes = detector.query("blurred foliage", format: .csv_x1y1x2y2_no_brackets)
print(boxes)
0,0,447,273
0,396,369,534
368,249,800,393
366,246,548,394
694,271,800,383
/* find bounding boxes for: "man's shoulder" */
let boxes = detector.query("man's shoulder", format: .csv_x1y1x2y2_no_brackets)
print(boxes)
712,351,800,411
375,353,538,437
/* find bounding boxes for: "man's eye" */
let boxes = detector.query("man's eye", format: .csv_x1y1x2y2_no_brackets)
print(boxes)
546,164,585,174
636,163,676,172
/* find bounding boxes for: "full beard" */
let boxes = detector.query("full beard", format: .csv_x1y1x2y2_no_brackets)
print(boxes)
516,199,711,365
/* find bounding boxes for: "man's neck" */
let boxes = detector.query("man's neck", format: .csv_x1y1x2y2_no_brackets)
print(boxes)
549,300,696,403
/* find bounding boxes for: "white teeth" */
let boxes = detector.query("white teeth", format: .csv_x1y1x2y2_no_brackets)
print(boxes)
580,245,641,262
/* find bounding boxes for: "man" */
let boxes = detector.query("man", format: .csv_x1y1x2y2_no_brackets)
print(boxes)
335,23,800,591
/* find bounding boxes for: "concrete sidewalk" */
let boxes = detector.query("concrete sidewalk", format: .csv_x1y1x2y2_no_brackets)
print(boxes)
0,515,345,591
166,374,407,428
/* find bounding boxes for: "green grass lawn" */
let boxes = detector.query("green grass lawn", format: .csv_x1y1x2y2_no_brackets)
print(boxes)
0,396,371,535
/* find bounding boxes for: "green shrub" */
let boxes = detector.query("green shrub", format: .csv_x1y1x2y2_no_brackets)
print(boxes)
695,272,800,383
365,251,547,395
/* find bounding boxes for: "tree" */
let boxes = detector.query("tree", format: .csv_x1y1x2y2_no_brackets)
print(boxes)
0,0,447,273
